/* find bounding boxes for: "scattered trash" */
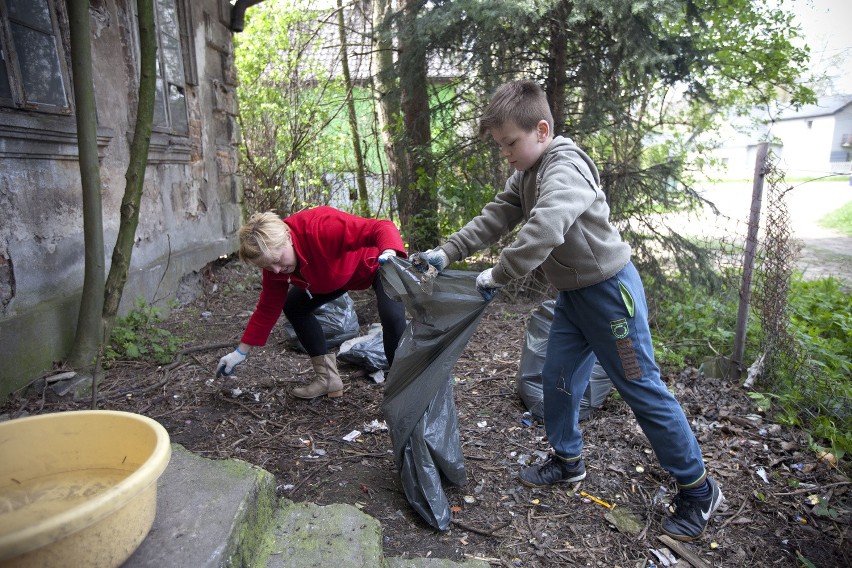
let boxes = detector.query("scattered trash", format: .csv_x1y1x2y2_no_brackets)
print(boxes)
649,547,677,567
652,486,668,507
817,451,837,466
342,430,361,442
363,419,388,433
477,420,488,428
635,465,645,473
201,311,212,319
463,495,476,504
755,467,770,484
794,515,807,524
580,491,614,509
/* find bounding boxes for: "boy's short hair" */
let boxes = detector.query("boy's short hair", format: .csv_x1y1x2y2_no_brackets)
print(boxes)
238,211,291,263
478,80,554,138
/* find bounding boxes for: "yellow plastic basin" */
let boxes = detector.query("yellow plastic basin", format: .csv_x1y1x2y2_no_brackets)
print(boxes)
0,410,171,567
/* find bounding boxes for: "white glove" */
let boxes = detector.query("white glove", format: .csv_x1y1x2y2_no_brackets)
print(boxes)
378,249,397,264
422,248,450,272
476,267,502,300
216,348,247,377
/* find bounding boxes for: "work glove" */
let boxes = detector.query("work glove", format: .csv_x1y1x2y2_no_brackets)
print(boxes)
216,348,247,378
378,249,397,265
476,267,502,301
421,248,450,272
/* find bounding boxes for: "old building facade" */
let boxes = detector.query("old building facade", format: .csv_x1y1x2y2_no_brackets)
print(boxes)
0,0,242,397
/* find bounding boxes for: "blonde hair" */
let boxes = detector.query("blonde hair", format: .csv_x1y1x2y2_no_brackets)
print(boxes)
478,80,554,138
238,211,291,263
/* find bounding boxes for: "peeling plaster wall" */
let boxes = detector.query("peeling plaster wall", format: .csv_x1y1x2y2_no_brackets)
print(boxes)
0,0,242,399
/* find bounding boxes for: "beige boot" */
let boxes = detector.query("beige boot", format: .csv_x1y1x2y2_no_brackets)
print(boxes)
292,354,344,399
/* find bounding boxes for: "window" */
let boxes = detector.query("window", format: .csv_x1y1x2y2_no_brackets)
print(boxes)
152,0,188,134
0,0,71,113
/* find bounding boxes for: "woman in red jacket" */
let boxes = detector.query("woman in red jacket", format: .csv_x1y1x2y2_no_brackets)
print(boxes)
216,207,408,399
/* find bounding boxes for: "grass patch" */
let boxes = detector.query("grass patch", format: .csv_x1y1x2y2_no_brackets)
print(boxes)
820,200,852,236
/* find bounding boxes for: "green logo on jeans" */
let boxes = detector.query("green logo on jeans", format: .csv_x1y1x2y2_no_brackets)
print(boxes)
611,318,629,339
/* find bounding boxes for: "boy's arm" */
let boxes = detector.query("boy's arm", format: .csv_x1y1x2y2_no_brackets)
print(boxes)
440,172,524,262
491,157,598,285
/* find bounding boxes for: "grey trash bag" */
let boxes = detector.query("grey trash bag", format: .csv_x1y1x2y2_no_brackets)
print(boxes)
517,300,613,422
337,326,388,371
282,293,360,352
379,256,492,531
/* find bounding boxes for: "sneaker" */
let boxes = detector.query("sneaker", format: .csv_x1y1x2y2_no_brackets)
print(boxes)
661,477,724,541
519,455,586,488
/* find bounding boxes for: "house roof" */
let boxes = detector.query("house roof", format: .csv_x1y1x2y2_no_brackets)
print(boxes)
777,94,852,121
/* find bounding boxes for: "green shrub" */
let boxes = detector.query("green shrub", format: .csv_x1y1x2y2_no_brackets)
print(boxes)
653,272,851,460
106,298,182,365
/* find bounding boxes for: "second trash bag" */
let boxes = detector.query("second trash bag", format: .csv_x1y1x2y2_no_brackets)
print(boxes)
379,256,492,531
517,299,613,422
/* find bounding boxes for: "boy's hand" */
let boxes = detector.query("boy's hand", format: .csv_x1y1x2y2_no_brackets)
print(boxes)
476,268,501,300
216,348,247,377
421,248,449,272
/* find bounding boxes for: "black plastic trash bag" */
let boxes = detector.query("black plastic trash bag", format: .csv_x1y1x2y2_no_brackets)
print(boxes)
337,325,388,371
379,256,492,531
517,300,613,422
282,293,360,352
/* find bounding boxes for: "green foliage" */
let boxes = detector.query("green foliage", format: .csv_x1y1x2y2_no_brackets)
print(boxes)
235,0,366,215
106,298,182,365
651,279,759,368
788,276,852,379
820,200,852,236
654,271,851,459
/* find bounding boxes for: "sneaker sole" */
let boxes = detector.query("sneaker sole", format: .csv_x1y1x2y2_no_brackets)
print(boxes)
518,471,587,488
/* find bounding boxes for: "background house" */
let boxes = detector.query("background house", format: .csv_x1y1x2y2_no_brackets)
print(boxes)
0,0,242,398
771,94,852,177
706,95,852,180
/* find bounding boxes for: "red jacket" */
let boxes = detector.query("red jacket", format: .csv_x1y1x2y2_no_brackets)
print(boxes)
241,206,407,346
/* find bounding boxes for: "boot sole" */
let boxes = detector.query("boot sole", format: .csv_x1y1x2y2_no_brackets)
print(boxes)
291,390,344,399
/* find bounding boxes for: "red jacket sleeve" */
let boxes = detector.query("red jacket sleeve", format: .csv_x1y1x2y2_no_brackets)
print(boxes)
240,270,289,346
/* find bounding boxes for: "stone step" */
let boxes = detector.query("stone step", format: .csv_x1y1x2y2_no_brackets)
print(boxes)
123,444,488,568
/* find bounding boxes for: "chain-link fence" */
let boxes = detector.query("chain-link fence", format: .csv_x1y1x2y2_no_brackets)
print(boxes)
750,156,851,447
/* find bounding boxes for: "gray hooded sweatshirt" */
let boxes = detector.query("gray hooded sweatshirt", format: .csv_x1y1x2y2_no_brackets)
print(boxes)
439,136,631,291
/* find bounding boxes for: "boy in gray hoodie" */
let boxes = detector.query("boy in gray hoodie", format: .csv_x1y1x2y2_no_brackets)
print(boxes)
421,80,723,542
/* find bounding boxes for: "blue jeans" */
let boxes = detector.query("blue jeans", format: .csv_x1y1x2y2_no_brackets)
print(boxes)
541,262,706,487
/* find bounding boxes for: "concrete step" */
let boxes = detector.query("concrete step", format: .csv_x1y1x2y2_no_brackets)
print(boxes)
124,444,489,568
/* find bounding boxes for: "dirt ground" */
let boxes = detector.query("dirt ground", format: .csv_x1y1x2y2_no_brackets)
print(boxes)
3,259,849,568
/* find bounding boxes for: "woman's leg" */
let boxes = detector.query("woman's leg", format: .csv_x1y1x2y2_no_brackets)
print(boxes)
283,287,347,357
372,276,407,366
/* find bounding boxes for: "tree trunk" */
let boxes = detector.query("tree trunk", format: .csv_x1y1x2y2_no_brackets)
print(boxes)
337,0,369,216
67,0,105,371
544,0,570,135
371,0,407,216
397,0,439,251
102,0,157,338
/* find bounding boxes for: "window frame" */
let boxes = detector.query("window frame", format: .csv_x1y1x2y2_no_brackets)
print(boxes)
0,0,73,115
135,0,191,136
